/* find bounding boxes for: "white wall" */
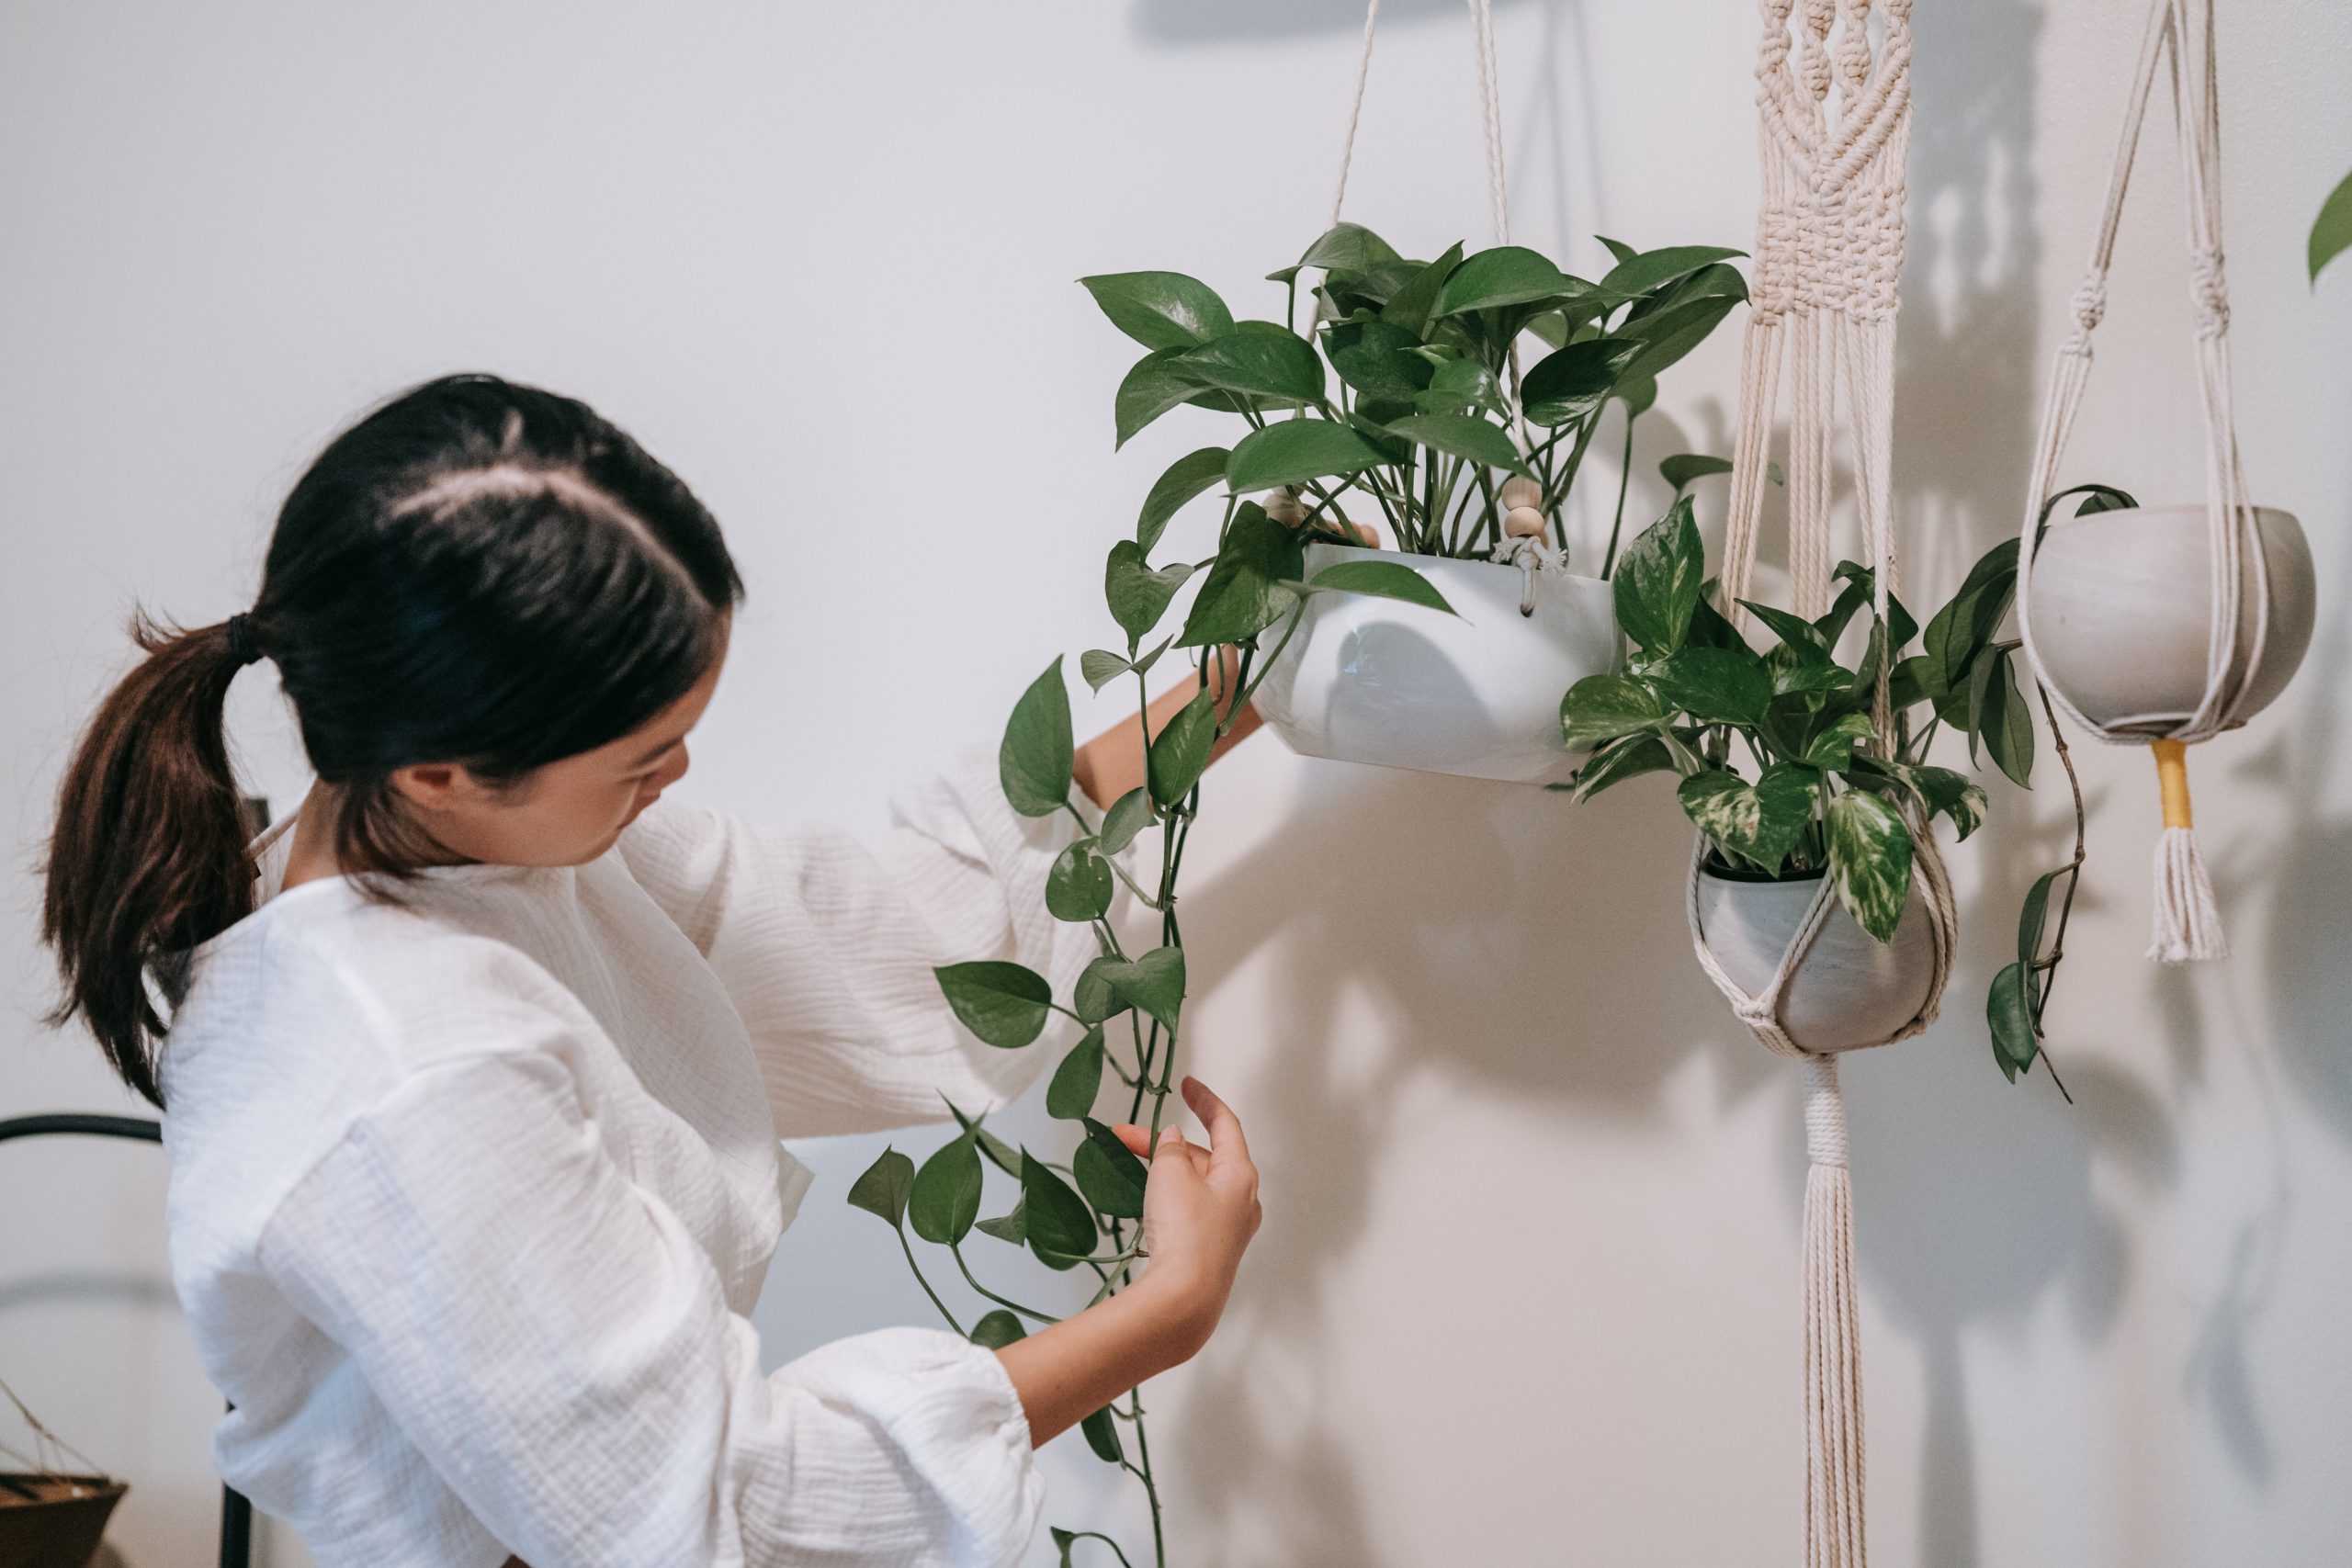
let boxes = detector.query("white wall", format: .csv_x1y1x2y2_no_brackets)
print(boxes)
3,3,2346,1564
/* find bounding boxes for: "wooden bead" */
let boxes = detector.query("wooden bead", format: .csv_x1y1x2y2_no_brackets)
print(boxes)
1498,477,1543,512
1263,487,1308,526
1504,506,1548,538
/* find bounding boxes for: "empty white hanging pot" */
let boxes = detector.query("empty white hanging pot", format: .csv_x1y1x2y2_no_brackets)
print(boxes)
2014,0,2313,963
2028,502,2313,735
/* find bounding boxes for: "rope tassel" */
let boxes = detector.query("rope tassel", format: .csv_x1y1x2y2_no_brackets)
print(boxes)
2148,739,2227,963
1799,1056,1866,1568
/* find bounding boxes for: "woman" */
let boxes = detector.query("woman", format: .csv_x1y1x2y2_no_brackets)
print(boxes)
40,374,1262,1567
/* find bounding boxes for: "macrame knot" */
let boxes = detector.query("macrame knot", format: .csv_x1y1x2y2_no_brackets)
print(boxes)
1488,531,1561,617
1832,0,1872,99
2067,273,2109,346
1801,1055,1849,1168
2188,246,2230,339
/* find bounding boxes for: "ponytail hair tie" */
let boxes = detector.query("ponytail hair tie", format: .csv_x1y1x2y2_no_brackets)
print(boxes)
225,612,264,668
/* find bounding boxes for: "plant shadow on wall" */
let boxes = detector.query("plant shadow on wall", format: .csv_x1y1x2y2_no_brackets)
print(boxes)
1170,751,1757,1567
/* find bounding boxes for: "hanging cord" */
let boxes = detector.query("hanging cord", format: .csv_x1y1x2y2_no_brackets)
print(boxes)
1688,6,1940,1565
1,1375,107,1486
1329,0,1382,229
1465,0,1511,245
1463,0,1538,459
1324,0,1541,541
2010,0,2262,962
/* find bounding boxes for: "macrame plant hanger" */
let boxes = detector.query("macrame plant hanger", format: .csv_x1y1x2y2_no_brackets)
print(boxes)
1695,5,1953,1565
2014,0,2268,964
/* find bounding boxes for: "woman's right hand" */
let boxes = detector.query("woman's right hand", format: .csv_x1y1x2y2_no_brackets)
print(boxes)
1110,1075,1262,1359
991,1075,1260,1447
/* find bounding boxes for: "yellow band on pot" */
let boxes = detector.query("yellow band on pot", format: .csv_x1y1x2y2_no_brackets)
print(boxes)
2152,738,2193,830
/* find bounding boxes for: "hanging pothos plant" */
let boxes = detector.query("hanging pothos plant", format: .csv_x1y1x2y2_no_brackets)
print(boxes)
1557,481,2137,1093
1081,221,1747,596
842,222,1744,1568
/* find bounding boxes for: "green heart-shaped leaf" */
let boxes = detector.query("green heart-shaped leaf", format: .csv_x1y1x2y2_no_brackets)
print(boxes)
1020,1151,1099,1266
909,1133,983,1246
1560,671,1669,751
1075,1117,1149,1220
1080,271,1235,351
1826,788,1915,942
1046,840,1114,923
998,657,1073,818
1612,498,1704,655
1092,945,1185,1030
1521,337,1641,427
1046,1028,1106,1120
1178,331,1325,406
1224,420,1389,493
1099,787,1155,855
1299,559,1455,615
969,1309,1028,1349
1437,245,1579,315
1145,688,1218,807
1177,503,1307,649
1136,446,1231,553
846,1147,913,1228
933,960,1052,1049
1380,412,1530,476
1987,960,2040,1080
1649,646,1775,728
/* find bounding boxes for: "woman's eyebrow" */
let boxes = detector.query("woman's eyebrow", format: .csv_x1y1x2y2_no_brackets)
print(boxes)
627,737,680,768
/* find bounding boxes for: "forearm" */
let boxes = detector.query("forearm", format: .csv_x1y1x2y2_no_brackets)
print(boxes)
992,1272,1204,1447
1071,647,1260,810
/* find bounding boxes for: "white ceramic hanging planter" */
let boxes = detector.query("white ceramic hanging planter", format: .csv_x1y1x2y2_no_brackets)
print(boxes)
1692,868,1938,1055
1250,541,1623,785
2029,502,2315,734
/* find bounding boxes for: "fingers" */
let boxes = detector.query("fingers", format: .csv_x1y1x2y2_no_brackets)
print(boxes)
1112,1121,1215,1179
1179,1076,1252,1172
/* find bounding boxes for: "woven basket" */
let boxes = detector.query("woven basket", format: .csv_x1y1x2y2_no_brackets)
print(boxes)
0,1473,128,1568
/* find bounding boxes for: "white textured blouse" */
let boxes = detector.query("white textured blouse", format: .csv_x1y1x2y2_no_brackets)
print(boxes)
160,752,1098,1568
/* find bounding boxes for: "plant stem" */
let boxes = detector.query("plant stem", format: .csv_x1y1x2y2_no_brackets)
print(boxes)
898,1228,963,1337
1600,411,1637,579
1129,1386,1167,1567
2027,679,2084,1105
1545,414,1602,552
950,1246,1062,1325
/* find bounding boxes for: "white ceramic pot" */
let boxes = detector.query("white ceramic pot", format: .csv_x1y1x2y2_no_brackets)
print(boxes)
1252,543,1623,784
1692,868,1937,1055
2029,502,2314,735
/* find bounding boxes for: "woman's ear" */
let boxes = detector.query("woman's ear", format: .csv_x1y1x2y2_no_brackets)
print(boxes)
387,761,492,818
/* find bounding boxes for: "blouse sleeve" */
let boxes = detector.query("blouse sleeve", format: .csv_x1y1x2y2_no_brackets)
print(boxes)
617,746,1112,1138
258,1043,1043,1568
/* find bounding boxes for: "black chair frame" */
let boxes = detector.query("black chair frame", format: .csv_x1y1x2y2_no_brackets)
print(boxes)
0,1112,253,1568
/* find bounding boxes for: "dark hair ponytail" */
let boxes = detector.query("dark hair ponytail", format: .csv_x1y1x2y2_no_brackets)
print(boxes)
44,374,744,1107
43,615,260,1105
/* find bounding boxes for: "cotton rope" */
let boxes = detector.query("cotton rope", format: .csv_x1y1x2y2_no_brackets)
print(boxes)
1324,0,1544,559
1692,5,1953,1564
2012,0,2265,964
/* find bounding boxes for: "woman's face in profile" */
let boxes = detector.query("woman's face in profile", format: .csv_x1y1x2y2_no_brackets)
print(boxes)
392,624,729,868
